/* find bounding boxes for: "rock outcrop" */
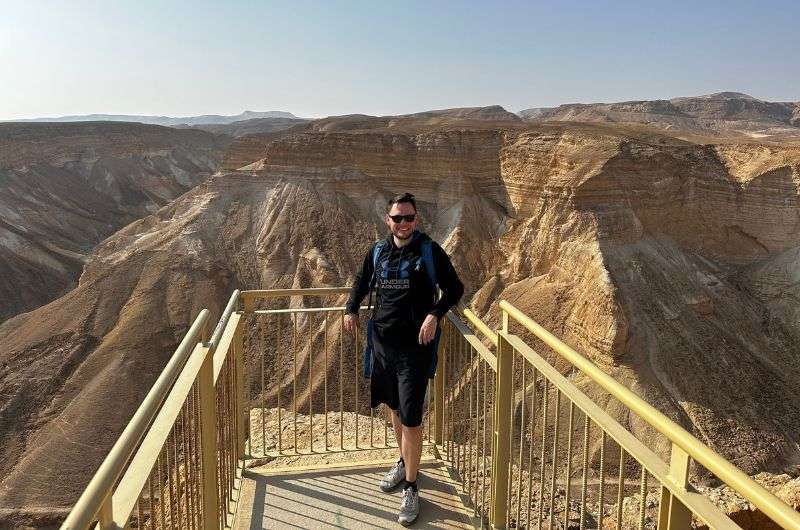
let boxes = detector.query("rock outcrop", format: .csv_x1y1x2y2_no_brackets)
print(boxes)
0,122,227,322
1,117,799,526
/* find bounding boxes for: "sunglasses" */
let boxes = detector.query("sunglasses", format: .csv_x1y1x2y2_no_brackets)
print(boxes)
389,214,416,223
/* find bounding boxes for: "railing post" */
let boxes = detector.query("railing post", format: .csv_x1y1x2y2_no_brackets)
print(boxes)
433,320,446,445
658,443,693,529
490,330,513,529
235,302,249,458
198,334,219,530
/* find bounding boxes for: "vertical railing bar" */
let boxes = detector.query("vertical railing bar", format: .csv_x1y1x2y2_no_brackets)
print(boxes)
444,323,450,460
147,473,155,530
507,347,516,525
262,315,268,456
616,445,625,530
186,388,195,530
468,343,475,500
549,390,561,529
515,358,526,527
451,323,457,461
219,370,227,522
537,379,549,530
580,414,590,530
277,313,283,455
324,312,329,452
370,404,375,448
179,408,189,530
226,361,232,513
182,406,194,530
217,396,223,530
456,334,466,478
526,367,538,528
598,430,606,528
472,350,481,515
443,324,450,460
170,429,179,530
424,382,429,444
564,401,575,530
136,487,144,530
174,420,184,530
308,313,314,454
339,310,344,450
228,359,236,507
481,359,488,528
293,313,298,453
158,452,166,530
214,389,221,530
462,337,468,485
194,385,203,530
638,467,648,530
354,318,360,449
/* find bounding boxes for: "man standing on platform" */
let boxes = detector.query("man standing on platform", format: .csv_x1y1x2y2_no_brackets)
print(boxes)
344,192,464,526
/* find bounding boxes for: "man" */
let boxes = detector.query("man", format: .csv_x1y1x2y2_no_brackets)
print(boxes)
344,192,463,526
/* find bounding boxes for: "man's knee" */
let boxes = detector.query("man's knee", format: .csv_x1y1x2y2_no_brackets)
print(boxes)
401,424,422,436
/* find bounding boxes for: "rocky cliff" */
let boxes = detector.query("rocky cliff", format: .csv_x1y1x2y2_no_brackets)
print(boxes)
1,119,799,526
0,122,227,323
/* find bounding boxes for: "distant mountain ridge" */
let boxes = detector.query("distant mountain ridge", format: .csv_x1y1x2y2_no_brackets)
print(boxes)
518,92,800,138
7,110,299,126
178,117,309,137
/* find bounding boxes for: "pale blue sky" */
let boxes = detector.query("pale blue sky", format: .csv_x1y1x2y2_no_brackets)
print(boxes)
1,0,798,120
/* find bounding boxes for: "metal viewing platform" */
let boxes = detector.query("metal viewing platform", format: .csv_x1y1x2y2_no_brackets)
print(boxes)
61,288,800,529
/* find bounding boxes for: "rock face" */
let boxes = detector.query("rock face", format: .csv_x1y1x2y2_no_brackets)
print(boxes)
220,105,523,171
0,122,227,323
1,118,800,526
520,92,800,139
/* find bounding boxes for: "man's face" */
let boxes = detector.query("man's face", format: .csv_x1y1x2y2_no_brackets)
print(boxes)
385,201,418,240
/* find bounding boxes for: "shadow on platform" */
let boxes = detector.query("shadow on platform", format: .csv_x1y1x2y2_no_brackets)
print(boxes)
235,459,476,529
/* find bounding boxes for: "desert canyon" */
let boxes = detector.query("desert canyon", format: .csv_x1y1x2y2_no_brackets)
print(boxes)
1,92,799,528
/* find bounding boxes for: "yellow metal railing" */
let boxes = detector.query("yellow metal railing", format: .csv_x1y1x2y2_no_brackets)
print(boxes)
62,288,800,530
491,300,800,530
62,290,245,530
239,288,436,458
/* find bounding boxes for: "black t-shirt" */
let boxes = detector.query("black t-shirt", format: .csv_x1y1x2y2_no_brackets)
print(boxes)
346,231,464,332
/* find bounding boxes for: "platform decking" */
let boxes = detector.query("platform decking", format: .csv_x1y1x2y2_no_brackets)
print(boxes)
234,459,476,529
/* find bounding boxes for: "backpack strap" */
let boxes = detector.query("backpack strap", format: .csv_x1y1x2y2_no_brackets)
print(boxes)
370,240,388,286
421,239,437,293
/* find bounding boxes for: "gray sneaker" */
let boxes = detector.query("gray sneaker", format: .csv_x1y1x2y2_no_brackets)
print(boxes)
398,485,420,526
380,459,405,492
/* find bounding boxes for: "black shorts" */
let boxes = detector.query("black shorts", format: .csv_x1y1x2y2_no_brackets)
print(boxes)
370,324,431,427
370,353,429,427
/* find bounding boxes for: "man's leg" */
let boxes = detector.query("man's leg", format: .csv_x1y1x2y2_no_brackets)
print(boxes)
401,424,423,483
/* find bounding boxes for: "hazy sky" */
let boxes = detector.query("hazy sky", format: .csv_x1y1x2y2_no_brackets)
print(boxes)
2,0,798,120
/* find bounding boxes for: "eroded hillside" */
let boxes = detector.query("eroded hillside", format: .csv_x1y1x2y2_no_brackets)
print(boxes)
0,122,228,322
1,120,799,526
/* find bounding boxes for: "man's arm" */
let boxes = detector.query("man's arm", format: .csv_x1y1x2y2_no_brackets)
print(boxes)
428,242,464,318
345,246,375,315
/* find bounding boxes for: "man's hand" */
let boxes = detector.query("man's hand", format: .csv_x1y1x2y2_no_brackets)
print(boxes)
344,313,359,336
418,314,438,345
